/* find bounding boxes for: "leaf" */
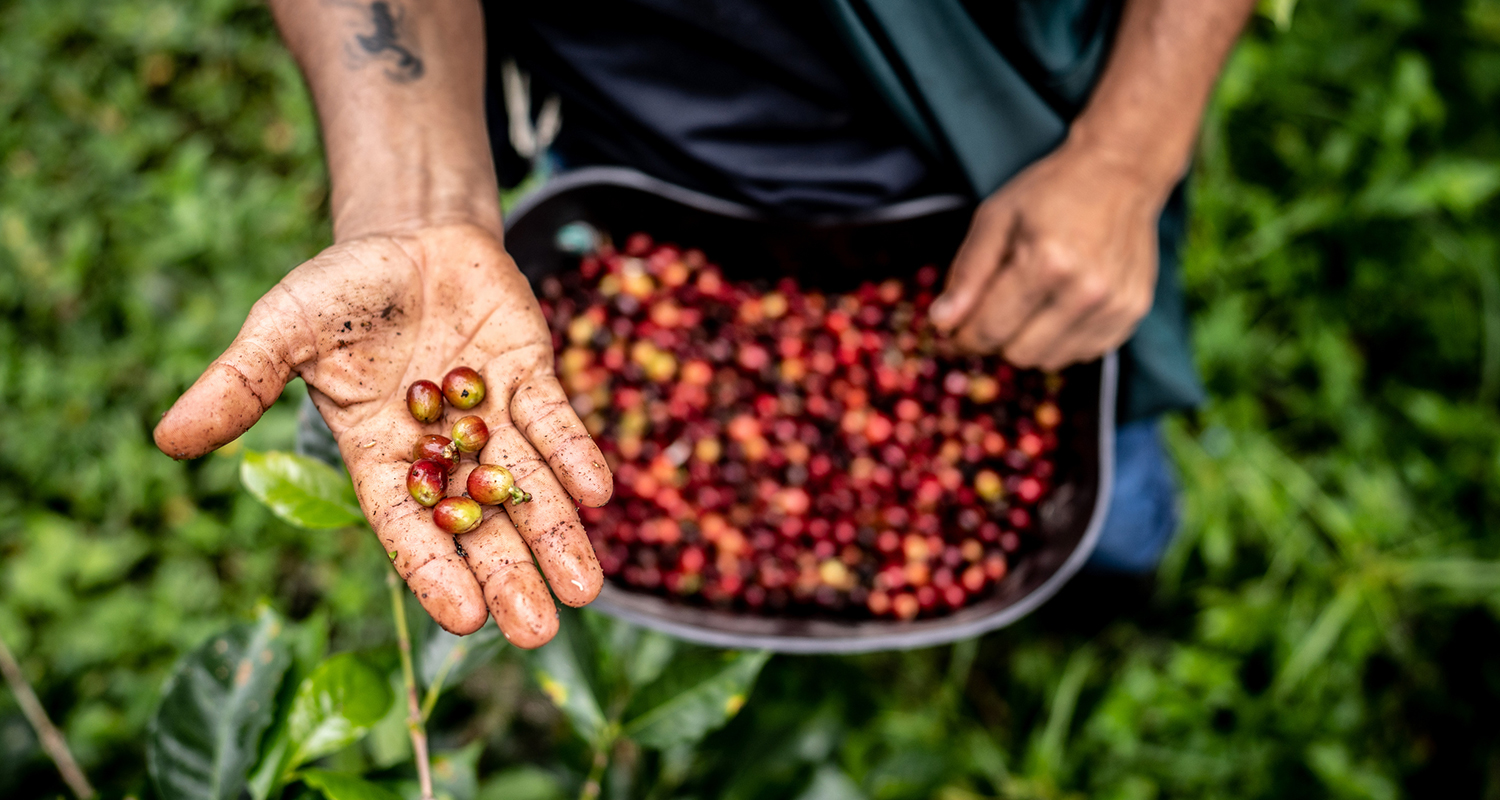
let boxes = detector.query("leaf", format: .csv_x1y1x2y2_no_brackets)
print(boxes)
249,647,388,800
793,766,867,800
412,600,506,690
431,741,484,800
364,673,414,769
621,649,771,749
240,450,363,529
476,766,566,800
527,613,607,743
626,630,679,691
300,769,403,800
285,652,393,767
1276,581,1364,695
148,607,295,800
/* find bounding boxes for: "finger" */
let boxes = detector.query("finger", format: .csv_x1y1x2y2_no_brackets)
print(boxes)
951,238,1053,353
452,463,559,649
1008,270,1154,370
481,422,604,608
154,286,317,459
1001,299,1103,370
930,199,1019,331
510,373,613,507
341,416,489,635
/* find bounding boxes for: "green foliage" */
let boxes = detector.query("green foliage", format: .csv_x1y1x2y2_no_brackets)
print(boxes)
299,769,402,800
251,652,394,797
619,649,771,749
240,451,363,530
3,0,1500,797
524,608,768,754
147,606,294,800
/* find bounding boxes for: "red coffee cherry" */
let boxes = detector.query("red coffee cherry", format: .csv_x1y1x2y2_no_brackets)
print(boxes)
406,459,447,507
467,464,530,505
433,496,483,534
411,434,458,472
406,379,444,423
451,415,490,453
442,366,486,410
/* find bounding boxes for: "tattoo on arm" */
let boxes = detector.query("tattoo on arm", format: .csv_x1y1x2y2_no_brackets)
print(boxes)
333,0,425,82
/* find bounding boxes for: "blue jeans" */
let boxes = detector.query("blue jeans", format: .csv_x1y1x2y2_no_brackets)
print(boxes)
1086,417,1179,573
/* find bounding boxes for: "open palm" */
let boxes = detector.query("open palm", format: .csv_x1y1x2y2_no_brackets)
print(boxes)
155,224,612,647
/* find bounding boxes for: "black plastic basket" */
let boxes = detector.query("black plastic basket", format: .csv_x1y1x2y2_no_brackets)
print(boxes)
507,167,1115,653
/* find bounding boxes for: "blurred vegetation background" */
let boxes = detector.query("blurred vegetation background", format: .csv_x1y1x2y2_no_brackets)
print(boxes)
2,0,1500,797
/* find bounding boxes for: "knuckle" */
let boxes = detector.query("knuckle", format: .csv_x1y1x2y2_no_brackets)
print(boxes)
1073,276,1111,310
478,557,536,588
505,455,550,483
1036,245,1078,283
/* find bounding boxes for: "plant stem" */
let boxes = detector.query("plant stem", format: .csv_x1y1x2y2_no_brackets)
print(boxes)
576,740,610,800
0,632,95,800
420,641,466,723
389,572,435,800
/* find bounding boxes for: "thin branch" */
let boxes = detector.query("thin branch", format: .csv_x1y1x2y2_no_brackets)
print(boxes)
420,641,466,723
576,742,609,800
0,632,95,800
388,572,435,800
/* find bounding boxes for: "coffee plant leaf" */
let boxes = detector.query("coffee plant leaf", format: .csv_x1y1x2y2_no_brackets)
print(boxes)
625,629,678,691
476,766,567,800
241,450,363,529
299,769,403,800
621,649,771,749
413,604,506,690
147,607,295,800
528,612,608,743
285,652,393,767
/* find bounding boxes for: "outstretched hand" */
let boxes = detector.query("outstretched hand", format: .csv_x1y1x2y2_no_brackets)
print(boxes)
929,142,1164,370
155,223,612,648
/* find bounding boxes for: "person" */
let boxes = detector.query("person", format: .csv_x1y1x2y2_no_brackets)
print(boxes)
153,0,1256,648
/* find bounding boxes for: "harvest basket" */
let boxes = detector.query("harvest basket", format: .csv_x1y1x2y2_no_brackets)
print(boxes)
507,167,1115,654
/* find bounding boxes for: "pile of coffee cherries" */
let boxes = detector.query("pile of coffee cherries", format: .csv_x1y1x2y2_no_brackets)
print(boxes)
538,232,1066,622
405,367,531,534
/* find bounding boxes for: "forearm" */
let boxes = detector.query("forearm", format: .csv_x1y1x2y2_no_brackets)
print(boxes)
1066,0,1257,200
269,0,500,241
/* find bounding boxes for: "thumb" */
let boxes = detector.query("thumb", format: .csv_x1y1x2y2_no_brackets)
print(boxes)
154,288,316,460
930,200,1019,332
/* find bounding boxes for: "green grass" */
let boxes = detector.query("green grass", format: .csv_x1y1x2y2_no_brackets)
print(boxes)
1,0,1498,797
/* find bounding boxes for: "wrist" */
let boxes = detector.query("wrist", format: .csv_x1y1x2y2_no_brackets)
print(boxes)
328,135,503,243
1059,118,1187,207
331,180,502,244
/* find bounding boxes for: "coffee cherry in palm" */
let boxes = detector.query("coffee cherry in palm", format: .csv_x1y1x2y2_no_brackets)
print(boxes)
433,496,483,534
406,380,444,423
442,367,486,410
451,415,490,453
406,459,447,507
412,434,458,472
468,464,530,505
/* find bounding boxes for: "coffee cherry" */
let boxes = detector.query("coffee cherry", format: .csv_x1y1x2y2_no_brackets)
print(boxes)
406,379,444,423
412,434,458,472
468,464,530,505
451,415,490,453
406,459,447,507
442,366,486,410
433,496,483,534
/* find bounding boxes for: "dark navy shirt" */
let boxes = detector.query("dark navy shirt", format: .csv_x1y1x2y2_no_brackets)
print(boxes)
487,0,956,215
